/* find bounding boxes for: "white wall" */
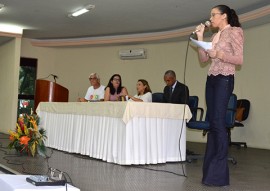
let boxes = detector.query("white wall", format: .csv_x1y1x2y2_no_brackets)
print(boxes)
21,40,189,101
0,38,21,133
231,24,270,149
21,22,270,149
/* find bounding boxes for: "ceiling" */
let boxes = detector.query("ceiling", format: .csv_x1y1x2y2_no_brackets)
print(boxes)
0,0,270,43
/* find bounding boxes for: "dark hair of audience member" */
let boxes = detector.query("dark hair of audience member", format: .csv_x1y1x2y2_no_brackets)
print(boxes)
106,74,123,95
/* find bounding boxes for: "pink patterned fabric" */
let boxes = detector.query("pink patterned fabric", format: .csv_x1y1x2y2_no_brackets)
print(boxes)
109,88,126,101
198,25,244,76
109,92,123,101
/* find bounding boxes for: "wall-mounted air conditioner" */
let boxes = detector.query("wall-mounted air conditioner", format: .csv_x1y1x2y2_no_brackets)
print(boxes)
119,49,147,60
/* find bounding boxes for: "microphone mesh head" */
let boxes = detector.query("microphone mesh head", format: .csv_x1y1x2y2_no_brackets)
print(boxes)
205,21,211,27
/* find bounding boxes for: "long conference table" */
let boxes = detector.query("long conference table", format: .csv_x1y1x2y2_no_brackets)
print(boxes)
36,102,192,165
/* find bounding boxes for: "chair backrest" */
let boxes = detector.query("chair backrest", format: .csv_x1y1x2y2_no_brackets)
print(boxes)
152,92,163,103
226,94,237,128
237,99,250,121
187,93,237,133
188,96,199,121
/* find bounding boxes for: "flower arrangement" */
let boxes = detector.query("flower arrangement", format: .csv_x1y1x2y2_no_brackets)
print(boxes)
8,113,47,157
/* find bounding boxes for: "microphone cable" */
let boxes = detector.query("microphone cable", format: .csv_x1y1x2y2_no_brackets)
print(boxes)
177,33,194,178
38,74,58,83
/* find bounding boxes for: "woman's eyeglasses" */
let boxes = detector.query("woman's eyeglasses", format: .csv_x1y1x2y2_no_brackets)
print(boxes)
210,13,222,17
113,78,120,82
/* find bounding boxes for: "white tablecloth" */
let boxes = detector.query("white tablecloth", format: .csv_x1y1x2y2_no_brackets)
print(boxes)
37,102,192,165
0,175,80,191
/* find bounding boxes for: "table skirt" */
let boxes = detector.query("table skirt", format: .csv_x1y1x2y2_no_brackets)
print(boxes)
39,111,186,165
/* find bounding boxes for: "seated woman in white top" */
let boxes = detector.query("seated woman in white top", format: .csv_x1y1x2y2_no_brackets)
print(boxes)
129,79,152,102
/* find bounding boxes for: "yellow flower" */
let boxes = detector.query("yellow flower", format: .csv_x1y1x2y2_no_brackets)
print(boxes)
30,143,37,157
24,125,29,135
16,124,23,135
8,130,19,139
30,120,38,130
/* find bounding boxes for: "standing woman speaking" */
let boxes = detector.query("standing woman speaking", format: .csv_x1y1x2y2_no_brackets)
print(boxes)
195,5,244,186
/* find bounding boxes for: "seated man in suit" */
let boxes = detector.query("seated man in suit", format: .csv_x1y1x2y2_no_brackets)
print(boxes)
163,70,189,104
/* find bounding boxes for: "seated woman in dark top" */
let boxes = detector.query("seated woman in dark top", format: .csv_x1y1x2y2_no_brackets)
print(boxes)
104,74,128,101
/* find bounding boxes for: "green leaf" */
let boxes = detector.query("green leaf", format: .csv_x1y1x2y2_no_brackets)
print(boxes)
37,144,47,158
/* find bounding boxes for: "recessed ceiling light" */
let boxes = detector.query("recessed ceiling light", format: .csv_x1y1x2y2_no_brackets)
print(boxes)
69,4,95,18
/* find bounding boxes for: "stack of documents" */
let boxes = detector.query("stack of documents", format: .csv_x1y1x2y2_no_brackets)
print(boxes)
190,38,212,50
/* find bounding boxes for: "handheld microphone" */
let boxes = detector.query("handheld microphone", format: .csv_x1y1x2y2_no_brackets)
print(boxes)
192,21,211,34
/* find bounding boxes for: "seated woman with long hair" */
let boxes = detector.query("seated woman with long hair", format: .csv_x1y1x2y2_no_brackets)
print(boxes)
129,79,152,102
104,74,128,101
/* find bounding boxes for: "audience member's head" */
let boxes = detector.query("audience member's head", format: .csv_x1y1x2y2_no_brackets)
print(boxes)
78,72,104,102
106,74,123,95
136,79,152,96
89,73,101,88
164,70,176,87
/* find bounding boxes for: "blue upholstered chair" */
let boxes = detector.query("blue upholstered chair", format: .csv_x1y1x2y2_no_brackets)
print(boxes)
188,96,204,122
186,94,237,164
186,96,204,157
152,92,164,103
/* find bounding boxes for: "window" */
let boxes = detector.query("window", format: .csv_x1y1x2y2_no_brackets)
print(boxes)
17,58,37,117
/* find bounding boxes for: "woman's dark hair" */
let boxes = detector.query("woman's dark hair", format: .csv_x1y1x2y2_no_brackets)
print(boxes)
213,5,241,27
137,79,152,95
106,74,123,95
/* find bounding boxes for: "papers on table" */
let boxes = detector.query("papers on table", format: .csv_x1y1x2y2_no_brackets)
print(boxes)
190,37,212,50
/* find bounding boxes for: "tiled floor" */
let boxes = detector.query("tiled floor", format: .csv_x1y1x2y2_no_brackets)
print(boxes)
0,132,270,191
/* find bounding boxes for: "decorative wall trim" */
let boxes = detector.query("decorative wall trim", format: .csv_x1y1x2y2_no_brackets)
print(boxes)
0,32,22,38
31,5,270,47
239,4,270,22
